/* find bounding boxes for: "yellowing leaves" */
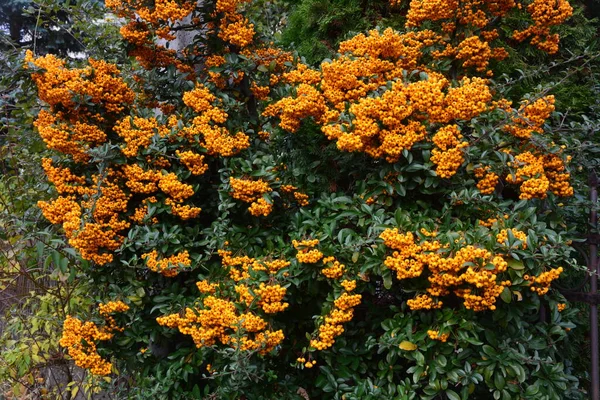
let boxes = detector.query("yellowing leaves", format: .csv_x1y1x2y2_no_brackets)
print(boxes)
399,340,418,351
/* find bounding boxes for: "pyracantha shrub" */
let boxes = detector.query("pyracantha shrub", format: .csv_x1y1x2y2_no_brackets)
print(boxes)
25,0,584,398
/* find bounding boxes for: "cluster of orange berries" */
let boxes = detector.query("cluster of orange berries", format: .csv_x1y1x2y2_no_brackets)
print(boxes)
293,239,324,264
513,0,573,54
182,84,218,114
215,0,255,48
478,217,498,228
38,168,131,265
60,316,113,375
380,229,437,281
176,150,209,176
478,214,509,228
264,0,574,186
292,240,362,354
138,0,194,23
123,164,161,194
98,301,130,332
229,177,271,202
405,0,457,27
69,218,124,263
296,357,316,368
293,192,310,206
340,87,426,162
219,248,290,282
524,267,563,295
263,84,329,132
123,164,201,220
28,50,238,264
401,0,571,70
105,0,195,73
380,228,514,311
546,158,574,198
158,173,194,203
427,330,450,342
166,198,202,220
443,77,492,121
408,294,443,310
341,28,439,68
381,224,564,310
204,54,227,87
196,279,219,294
247,198,272,216
157,173,201,219
321,256,346,279
130,204,149,223
255,283,289,314
219,249,254,281
404,0,518,75
41,159,93,197
157,295,284,354
504,96,555,139
455,36,503,75
310,283,362,351
280,185,310,207
431,35,507,76
506,151,573,199
229,177,273,216
141,250,191,277
216,0,250,14
33,112,100,163
431,125,469,178
284,63,321,86
267,35,493,169
181,85,250,157
158,244,289,355
496,228,528,249
60,302,128,376
251,83,271,100
474,167,500,195
119,21,151,46
25,51,134,116
26,52,133,163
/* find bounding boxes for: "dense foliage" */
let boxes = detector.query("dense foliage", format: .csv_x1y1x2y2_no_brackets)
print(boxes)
0,1,128,397
4,0,600,398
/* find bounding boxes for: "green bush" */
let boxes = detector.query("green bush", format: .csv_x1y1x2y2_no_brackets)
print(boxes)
13,0,600,398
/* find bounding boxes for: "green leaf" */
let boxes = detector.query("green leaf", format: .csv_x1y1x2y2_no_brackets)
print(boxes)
446,389,461,400
525,384,540,396
414,351,425,366
192,385,201,397
383,273,393,290
500,287,512,303
507,259,524,270
494,373,505,390
482,345,497,357
405,163,424,173
437,355,447,368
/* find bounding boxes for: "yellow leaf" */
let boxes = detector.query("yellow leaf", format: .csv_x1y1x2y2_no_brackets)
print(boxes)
513,290,523,301
399,341,418,351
